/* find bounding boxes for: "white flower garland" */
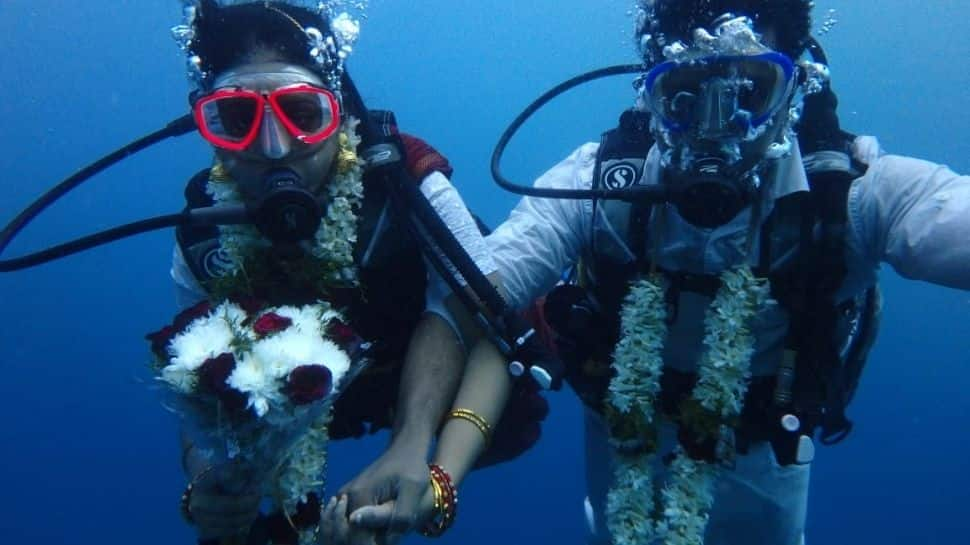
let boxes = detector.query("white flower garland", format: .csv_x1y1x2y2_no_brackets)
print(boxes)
606,267,770,545
208,117,365,288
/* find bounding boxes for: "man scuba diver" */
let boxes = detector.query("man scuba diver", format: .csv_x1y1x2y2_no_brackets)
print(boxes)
343,1,970,544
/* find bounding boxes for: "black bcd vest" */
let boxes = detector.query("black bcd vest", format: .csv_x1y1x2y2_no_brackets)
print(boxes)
175,111,429,439
545,107,881,464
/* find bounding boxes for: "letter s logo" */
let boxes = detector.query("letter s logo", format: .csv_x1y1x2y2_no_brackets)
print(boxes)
603,163,638,190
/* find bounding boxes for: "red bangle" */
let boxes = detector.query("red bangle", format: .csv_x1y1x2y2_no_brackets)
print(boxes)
421,464,458,537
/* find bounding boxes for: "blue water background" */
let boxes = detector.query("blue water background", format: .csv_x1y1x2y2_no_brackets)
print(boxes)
0,1,967,543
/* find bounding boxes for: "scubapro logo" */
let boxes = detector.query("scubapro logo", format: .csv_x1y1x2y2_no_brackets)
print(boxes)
202,246,234,278
603,163,638,190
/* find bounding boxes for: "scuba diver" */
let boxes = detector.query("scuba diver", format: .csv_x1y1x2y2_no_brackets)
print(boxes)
340,1,970,544
167,1,554,543
0,1,558,543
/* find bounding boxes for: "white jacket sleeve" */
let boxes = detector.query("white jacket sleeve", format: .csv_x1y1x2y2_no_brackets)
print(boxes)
487,144,598,310
170,244,207,310
419,171,497,284
848,145,970,290
420,171,498,336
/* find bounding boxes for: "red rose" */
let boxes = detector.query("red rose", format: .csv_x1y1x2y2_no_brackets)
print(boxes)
326,319,356,343
285,365,333,405
145,325,178,358
253,313,293,336
173,301,212,332
198,353,247,412
147,301,214,359
326,320,361,352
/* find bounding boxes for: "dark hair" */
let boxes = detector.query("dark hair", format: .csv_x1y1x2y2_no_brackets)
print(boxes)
638,0,813,64
191,0,331,81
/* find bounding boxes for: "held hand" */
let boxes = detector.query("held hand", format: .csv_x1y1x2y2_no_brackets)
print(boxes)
337,443,429,543
321,495,380,545
348,488,436,545
184,469,261,541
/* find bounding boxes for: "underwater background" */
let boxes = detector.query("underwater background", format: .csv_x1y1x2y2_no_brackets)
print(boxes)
0,1,967,543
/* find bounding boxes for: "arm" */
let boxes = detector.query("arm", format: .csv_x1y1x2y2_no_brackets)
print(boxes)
324,335,510,545
848,149,970,289
337,172,499,535
431,339,511,483
485,144,597,310
346,337,511,536
338,145,598,538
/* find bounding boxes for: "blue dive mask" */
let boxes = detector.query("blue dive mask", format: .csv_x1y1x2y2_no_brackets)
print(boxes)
641,52,795,140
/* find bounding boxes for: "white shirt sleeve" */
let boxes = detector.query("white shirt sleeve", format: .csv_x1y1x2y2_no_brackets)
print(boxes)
420,171,498,334
170,244,207,310
847,139,970,290
486,144,598,310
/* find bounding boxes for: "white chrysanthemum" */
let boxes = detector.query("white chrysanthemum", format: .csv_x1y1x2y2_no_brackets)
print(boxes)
221,301,248,324
273,305,324,337
252,329,315,377
251,328,350,390
319,308,340,326
228,353,286,417
160,365,197,393
168,312,235,370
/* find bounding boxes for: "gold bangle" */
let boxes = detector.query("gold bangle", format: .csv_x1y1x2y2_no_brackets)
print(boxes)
421,464,457,537
446,408,491,446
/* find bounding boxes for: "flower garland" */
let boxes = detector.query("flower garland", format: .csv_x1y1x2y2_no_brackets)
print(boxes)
148,299,367,544
207,118,365,297
605,267,770,545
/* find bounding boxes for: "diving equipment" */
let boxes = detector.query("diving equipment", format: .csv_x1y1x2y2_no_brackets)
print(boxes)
250,168,324,244
642,50,797,228
490,21,828,226
193,83,341,151
641,53,795,135
340,74,565,390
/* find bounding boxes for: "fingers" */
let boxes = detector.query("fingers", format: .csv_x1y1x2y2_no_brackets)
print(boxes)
349,503,396,529
324,496,383,545
322,495,353,544
340,473,386,513
385,479,425,543
321,496,337,543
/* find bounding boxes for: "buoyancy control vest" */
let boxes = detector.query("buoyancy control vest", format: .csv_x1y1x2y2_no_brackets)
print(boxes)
176,111,446,438
177,110,551,464
545,96,882,465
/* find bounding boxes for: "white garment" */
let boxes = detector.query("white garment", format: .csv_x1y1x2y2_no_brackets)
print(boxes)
582,409,810,545
171,171,495,335
486,137,970,544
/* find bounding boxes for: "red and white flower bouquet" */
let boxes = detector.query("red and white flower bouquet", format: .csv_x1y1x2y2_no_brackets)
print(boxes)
147,298,368,544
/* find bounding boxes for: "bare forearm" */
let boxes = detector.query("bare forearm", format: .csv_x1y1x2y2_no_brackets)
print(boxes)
390,312,465,451
433,339,512,485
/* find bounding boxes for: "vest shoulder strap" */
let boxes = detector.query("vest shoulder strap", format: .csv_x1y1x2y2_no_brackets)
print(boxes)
367,110,453,182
